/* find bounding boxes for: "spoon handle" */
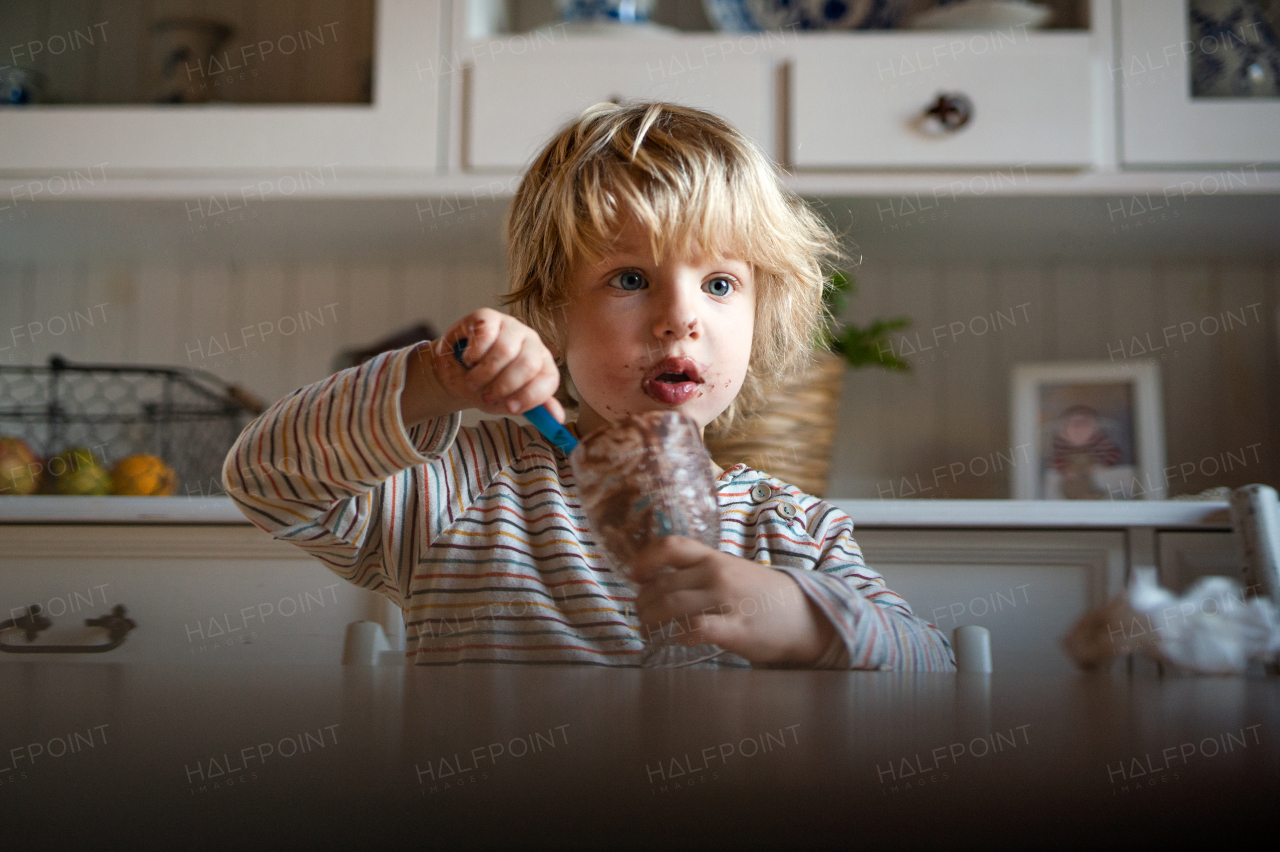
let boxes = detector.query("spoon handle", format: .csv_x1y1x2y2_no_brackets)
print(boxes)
452,337,579,454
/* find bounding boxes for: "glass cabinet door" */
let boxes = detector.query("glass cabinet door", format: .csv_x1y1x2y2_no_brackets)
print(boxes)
0,0,375,106
1187,0,1280,98
1120,0,1280,165
0,1,441,174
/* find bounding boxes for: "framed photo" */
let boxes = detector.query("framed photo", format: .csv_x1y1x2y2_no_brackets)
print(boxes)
1011,361,1166,500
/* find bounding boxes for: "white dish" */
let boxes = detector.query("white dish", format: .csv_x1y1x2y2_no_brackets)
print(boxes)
909,1,1051,30
537,19,678,38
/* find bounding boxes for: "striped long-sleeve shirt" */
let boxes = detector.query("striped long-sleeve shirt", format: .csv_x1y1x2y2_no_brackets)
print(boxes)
222,344,955,670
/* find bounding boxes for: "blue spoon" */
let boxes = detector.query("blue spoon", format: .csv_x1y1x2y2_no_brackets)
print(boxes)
452,337,579,455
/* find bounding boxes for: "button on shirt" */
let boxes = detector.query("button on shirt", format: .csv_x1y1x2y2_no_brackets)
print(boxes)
222,345,956,670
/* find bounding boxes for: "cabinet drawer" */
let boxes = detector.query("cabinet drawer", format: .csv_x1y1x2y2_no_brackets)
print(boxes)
855,529,1125,674
1157,531,1242,595
0,526,397,665
792,34,1091,168
468,50,774,170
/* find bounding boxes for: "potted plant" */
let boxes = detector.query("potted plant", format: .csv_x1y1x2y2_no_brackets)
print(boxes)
704,270,910,496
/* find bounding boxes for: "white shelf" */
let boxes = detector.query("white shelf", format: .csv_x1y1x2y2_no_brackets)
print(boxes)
2,166,1278,201
784,167,1280,197
0,495,1231,528
0,496,249,524
0,172,521,200
832,499,1231,529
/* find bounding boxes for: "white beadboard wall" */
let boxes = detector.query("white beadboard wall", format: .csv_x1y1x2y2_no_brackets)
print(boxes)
0,259,508,428
835,260,1280,499
1,257,1277,498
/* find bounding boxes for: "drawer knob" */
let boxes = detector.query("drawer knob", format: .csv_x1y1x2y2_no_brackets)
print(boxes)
922,92,973,132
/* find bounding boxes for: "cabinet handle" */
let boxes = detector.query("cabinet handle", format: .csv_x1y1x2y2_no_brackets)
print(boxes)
922,92,973,131
0,603,136,654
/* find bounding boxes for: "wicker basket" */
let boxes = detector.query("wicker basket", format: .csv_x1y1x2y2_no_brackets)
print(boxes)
0,355,260,496
705,351,845,497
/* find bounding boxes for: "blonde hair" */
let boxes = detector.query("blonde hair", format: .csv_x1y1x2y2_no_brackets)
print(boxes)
501,100,843,439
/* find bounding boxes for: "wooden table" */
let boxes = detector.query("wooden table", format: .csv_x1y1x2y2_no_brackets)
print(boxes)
2,663,1275,850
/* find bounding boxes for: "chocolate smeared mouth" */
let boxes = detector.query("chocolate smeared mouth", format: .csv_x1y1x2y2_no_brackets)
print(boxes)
645,356,704,385
642,357,706,406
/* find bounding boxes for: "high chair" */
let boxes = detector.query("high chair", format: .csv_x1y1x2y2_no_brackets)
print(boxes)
953,625,993,673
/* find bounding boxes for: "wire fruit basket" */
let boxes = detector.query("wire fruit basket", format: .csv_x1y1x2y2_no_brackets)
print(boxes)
0,355,264,496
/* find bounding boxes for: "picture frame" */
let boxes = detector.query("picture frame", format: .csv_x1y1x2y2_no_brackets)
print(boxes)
1011,361,1166,500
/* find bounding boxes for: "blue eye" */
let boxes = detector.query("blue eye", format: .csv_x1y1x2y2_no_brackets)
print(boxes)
610,271,646,291
705,278,733,297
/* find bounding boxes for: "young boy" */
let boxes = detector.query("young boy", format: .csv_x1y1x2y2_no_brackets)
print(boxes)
223,101,954,671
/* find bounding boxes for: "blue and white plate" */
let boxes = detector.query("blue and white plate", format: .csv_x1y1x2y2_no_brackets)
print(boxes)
702,0,913,31
1189,0,1280,97
557,0,657,23
909,1,1051,30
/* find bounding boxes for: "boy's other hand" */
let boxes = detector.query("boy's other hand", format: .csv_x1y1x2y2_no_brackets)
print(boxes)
410,308,565,425
629,536,838,667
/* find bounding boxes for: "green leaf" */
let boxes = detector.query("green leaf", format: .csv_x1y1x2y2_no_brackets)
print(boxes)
821,269,912,372
824,269,854,318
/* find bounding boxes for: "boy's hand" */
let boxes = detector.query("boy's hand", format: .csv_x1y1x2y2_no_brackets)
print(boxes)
411,308,565,424
629,536,838,667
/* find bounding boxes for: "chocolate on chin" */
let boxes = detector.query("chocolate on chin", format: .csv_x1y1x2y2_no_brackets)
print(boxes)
570,411,720,581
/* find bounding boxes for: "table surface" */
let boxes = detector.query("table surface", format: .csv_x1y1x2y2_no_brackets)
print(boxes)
2,664,1275,851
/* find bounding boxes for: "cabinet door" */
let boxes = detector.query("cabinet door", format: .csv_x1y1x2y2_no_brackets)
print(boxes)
0,526,400,665
0,1,440,172
792,33,1092,168
1119,0,1280,165
1157,531,1242,594
467,43,774,170
854,529,1125,674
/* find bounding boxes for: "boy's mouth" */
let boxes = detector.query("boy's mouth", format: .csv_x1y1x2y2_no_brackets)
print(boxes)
642,357,704,406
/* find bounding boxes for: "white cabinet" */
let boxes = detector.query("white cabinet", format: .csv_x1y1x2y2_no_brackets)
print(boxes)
1118,0,1280,166
0,497,1239,673
856,529,1126,674
0,523,1131,673
0,525,400,665
5,0,1276,194
791,33,1093,168
466,40,775,170
0,1,442,174
1157,531,1242,594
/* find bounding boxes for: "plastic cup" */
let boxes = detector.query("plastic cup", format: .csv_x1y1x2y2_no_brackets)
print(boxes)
570,410,725,667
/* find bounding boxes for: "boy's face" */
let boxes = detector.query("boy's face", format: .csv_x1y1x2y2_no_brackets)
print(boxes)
1060,411,1099,446
559,216,755,440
